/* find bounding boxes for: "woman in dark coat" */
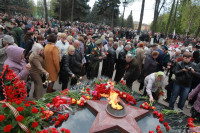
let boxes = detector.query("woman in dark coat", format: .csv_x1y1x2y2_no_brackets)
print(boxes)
60,45,76,90
23,32,34,61
139,51,159,94
122,54,140,89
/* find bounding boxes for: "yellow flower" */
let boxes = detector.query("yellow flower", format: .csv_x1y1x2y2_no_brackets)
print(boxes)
88,43,91,46
94,47,97,50
77,100,81,105
87,96,90,100
72,98,76,104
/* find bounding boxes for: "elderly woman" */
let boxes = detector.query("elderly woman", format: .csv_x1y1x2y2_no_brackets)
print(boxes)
122,54,140,89
29,43,49,99
60,45,76,90
67,35,73,45
144,71,165,103
4,45,31,81
56,33,69,60
44,34,60,93
0,35,17,71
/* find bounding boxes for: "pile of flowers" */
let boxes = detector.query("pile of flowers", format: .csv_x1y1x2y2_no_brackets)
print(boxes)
0,100,44,132
39,127,71,133
0,65,27,102
187,118,195,128
140,102,156,110
0,65,71,132
152,111,170,132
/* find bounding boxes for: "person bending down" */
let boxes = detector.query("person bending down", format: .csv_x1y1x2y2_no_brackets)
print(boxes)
144,72,165,103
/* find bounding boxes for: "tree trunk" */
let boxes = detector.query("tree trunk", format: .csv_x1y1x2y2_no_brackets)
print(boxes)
137,0,145,35
152,0,160,37
71,0,74,24
59,0,62,26
165,0,175,37
43,0,48,23
169,0,179,34
111,6,115,31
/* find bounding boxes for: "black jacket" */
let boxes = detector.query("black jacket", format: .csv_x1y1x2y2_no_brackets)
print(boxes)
124,57,140,82
24,39,34,59
107,47,117,65
143,54,157,76
174,61,198,87
73,49,82,75
116,49,127,69
60,54,74,81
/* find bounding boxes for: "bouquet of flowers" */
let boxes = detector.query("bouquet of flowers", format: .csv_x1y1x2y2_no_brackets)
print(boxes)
0,65,27,102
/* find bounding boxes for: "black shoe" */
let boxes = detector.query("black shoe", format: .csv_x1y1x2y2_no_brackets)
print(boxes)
164,98,170,103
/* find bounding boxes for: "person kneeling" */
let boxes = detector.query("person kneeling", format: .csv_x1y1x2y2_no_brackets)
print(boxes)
144,72,165,103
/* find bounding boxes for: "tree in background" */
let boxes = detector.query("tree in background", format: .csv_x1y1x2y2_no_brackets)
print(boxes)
151,0,200,37
137,0,145,35
126,10,133,28
151,0,166,37
164,0,175,37
49,0,90,22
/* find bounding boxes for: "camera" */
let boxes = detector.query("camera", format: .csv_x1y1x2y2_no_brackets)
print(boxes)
185,66,191,71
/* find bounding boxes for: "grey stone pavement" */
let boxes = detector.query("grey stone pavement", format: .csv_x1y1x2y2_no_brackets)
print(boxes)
29,62,191,116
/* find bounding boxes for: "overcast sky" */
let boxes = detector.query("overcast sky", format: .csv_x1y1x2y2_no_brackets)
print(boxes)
33,0,172,24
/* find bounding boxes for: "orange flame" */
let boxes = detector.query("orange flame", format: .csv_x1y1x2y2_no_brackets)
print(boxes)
107,84,123,110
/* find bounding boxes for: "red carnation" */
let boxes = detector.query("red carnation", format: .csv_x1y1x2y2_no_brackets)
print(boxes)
159,117,163,122
158,130,162,133
25,103,30,107
15,100,22,105
159,113,163,118
149,131,154,133
16,115,24,122
40,107,44,111
32,108,38,113
28,101,36,105
0,115,5,122
60,128,71,133
156,125,160,131
4,125,12,132
2,104,7,108
188,118,194,123
55,121,60,127
164,122,168,126
16,107,24,112
32,121,38,128
52,117,56,122
166,125,170,130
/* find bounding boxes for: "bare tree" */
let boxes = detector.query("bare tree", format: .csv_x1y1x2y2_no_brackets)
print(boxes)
59,0,62,26
152,0,166,37
71,0,74,24
137,0,145,35
165,0,175,37
169,0,179,34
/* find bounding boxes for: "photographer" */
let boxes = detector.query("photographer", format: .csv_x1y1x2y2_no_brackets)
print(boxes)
0,35,17,71
169,52,200,111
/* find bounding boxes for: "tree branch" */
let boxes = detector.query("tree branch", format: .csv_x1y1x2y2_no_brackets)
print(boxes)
158,0,166,15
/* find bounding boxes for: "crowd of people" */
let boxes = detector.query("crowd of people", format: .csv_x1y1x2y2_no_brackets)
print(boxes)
0,13,200,121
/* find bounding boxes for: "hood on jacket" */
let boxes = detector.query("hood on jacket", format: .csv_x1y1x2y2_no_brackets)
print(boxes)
6,45,25,63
